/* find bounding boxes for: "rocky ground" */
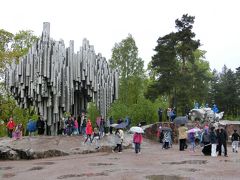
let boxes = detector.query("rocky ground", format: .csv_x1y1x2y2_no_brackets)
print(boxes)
1,134,240,180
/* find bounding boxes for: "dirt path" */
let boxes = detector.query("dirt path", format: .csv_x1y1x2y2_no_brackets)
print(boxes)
1,139,240,180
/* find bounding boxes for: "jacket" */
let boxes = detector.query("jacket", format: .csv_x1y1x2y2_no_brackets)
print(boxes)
231,132,240,141
6,120,15,130
209,131,217,144
86,121,93,135
133,133,143,144
178,126,188,140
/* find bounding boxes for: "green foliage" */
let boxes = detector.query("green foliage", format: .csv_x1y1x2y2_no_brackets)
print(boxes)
147,14,212,115
109,34,145,106
87,102,100,127
0,28,38,74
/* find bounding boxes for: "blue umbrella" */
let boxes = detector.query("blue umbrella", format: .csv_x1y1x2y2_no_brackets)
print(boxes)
114,122,127,129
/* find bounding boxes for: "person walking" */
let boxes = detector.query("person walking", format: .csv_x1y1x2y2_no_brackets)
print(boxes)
210,126,217,157
84,119,93,143
91,127,101,149
6,116,15,138
133,132,143,154
217,127,228,157
231,130,240,153
113,129,122,153
178,124,188,151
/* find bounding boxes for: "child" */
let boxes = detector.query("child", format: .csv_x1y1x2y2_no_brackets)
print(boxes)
133,132,143,154
13,123,23,140
189,132,195,152
91,127,101,149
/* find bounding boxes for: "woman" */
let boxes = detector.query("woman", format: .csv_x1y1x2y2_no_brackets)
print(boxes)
133,132,143,154
113,129,122,153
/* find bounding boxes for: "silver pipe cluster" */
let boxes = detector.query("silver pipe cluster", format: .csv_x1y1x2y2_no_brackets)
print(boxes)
5,22,119,135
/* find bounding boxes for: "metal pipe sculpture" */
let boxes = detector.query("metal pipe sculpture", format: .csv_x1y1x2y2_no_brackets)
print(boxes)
5,22,119,135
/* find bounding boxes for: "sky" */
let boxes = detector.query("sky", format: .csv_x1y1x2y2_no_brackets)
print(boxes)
1,0,239,72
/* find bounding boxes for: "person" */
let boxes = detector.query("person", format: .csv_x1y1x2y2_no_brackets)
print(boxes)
217,127,228,157
91,127,101,149
201,127,211,156
113,129,122,153
13,123,23,140
178,124,188,151
231,130,240,153
189,132,195,152
109,116,114,134
36,117,45,135
84,119,93,143
82,116,87,136
209,126,217,157
6,116,15,138
65,116,74,136
133,132,143,154
100,117,105,137
158,108,163,122
73,117,79,135
162,130,171,149
27,119,37,136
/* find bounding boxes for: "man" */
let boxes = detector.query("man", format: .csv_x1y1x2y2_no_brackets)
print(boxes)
36,117,45,135
217,127,228,157
178,124,188,151
158,108,163,122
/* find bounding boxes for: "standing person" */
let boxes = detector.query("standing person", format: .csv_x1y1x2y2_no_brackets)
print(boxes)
189,132,195,152
36,117,45,135
91,127,101,149
100,117,105,137
178,124,188,151
84,119,93,143
13,123,23,140
210,126,217,157
66,116,74,136
6,116,15,138
158,108,163,122
217,127,228,157
81,116,87,136
133,132,143,154
109,116,114,134
231,130,240,153
73,117,79,135
77,115,81,135
113,129,122,153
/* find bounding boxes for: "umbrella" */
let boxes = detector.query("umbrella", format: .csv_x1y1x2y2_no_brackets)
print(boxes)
187,128,201,133
160,127,172,131
110,123,119,128
173,116,188,125
114,122,127,129
130,126,144,133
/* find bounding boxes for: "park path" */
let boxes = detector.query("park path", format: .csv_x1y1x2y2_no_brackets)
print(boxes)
1,137,240,180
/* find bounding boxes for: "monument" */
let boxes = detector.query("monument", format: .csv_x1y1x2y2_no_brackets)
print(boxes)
5,22,119,135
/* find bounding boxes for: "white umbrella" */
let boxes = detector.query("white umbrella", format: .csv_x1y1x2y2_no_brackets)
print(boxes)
130,126,144,133
110,123,119,127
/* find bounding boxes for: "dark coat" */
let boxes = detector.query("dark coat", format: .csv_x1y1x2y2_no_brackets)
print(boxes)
217,129,228,143
209,131,217,144
231,132,240,141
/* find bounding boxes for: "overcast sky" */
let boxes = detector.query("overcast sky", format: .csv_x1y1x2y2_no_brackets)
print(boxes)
1,0,239,72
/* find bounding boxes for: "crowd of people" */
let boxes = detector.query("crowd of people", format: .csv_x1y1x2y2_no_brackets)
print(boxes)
157,122,240,158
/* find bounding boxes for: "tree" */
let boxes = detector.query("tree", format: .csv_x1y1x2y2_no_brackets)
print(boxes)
0,29,37,74
109,34,145,106
147,14,211,114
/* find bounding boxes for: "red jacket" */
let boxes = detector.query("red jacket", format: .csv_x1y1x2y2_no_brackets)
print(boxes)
133,133,143,144
86,120,93,135
7,120,15,130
